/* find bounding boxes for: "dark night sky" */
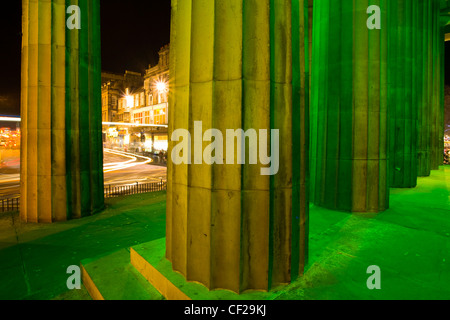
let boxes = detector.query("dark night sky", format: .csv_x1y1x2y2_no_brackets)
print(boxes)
100,0,171,74
0,1,22,117
0,2,449,121
0,1,171,117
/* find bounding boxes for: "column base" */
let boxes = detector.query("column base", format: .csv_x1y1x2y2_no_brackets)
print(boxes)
131,239,280,300
82,238,285,300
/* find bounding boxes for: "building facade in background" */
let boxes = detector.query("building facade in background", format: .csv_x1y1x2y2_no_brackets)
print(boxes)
101,70,143,123
102,45,170,155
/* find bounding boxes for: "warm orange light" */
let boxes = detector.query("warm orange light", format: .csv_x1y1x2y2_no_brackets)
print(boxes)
155,81,168,93
125,95,134,109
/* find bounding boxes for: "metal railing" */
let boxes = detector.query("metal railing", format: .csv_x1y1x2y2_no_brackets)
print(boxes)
0,181,166,213
104,180,167,198
0,197,20,213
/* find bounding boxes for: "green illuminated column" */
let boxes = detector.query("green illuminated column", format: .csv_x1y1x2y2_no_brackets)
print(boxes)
440,20,445,167
21,0,104,223
167,0,310,293
415,0,444,176
310,0,389,212
417,0,432,176
430,0,444,170
387,0,418,188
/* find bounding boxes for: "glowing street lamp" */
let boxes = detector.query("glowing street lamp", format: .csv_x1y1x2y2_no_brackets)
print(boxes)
155,80,168,93
126,95,134,109
124,88,134,109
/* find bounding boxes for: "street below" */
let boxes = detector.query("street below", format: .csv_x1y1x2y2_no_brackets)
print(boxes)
0,148,167,199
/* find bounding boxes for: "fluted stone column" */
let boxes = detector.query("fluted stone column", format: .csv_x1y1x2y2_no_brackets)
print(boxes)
167,0,310,293
310,0,389,212
416,0,444,176
387,0,418,188
429,0,444,171
21,0,104,223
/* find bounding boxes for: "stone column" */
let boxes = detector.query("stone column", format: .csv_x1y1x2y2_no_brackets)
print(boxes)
166,0,310,293
310,0,389,212
387,0,418,188
416,0,444,176
429,0,444,171
21,0,104,223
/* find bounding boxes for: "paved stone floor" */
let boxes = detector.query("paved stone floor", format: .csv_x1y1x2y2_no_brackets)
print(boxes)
0,192,166,300
0,167,449,300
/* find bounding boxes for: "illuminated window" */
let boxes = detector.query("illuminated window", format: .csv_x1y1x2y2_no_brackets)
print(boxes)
134,112,144,124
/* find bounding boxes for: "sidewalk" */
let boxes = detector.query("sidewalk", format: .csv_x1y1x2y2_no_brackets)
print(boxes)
0,167,449,300
0,192,167,300
279,166,450,300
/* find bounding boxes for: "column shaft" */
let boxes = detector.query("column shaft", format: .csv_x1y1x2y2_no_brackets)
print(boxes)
415,0,443,176
21,0,104,222
388,0,418,188
167,0,310,293
311,0,389,212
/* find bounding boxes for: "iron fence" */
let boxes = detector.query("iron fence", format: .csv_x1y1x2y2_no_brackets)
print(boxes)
104,180,167,198
0,181,166,213
0,197,20,213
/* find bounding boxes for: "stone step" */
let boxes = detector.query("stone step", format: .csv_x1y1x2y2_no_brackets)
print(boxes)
130,238,278,300
81,248,164,300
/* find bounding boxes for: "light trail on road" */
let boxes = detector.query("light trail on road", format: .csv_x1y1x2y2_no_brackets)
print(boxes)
103,149,153,173
0,149,154,182
103,149,138,172
0,175,19,184
0,149,165,197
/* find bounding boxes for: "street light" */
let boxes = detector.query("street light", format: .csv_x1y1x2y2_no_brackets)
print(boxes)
124,88,134,109
155,80,168,93
125,95,134,109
